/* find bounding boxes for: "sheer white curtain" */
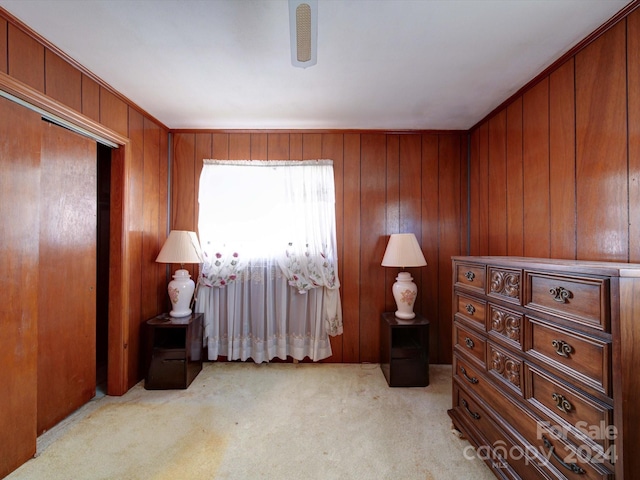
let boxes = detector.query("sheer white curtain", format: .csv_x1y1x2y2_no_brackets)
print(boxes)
195,160,342,363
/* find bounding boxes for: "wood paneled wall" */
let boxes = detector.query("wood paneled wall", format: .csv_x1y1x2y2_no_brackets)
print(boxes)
469,8,640,264
0,8,168,420
2,0,635,477
171,131,467,364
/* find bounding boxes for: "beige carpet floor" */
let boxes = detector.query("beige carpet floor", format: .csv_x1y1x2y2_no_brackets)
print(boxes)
6,363,494,480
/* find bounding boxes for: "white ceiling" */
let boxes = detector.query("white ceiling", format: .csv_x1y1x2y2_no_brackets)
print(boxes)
0,0,632,130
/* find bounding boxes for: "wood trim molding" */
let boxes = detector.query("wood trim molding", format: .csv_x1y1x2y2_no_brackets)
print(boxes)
0,71,128,146
107,144,131,396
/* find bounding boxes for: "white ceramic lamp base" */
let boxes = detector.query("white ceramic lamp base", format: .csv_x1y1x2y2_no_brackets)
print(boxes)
168,269,195,317
392,271,418,320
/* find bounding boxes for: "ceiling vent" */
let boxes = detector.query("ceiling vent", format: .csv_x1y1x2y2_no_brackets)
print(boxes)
289,0,317,68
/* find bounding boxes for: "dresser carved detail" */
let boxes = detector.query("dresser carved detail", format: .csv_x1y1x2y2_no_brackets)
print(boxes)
490,348,521,388
489,268,520,299
490,307,521,343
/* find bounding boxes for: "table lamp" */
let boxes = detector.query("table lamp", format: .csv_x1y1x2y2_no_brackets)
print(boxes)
156,230,203,317
381,233,427,320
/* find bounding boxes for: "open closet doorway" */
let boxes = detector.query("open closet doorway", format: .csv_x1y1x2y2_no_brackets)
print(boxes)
96,143,111,396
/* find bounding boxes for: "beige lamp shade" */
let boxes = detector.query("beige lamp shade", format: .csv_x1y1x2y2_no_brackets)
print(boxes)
381,233,427,268
155,230,203,265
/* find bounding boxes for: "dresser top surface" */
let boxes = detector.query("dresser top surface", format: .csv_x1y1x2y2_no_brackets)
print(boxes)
452,256,640,278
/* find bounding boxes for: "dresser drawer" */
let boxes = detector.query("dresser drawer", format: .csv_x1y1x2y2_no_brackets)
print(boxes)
525,364,614,460
454,322,486,367
489,303,523,349
455,292,487,329
455,262,486,293
476,381,614,480
454,354,517,421
452,383,569,480
526,317,611,396
525,271,609,331
453,355,615,479
533,431,613,480
454,354,485,395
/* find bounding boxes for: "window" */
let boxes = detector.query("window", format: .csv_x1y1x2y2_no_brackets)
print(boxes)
196,160,342,362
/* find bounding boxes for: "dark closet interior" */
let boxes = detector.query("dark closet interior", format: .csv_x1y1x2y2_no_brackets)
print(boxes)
96,143,111,395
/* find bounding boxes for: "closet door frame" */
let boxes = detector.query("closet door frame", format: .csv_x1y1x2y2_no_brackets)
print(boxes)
0,72,133,396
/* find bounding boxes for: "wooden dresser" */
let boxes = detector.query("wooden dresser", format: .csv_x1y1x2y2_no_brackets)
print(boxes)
448,256,640,480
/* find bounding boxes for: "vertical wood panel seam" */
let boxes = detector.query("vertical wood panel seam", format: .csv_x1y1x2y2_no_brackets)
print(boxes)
43,45,46,95
159,129,165,311
625,17,630,263
358,134,363,362
504,112,509,255
466,132,471,255
4,22,7,72
520,97,524,255
503,116,507,252
140,124,145,315
340,133,345,360
505,105,512,253
485,125,489,255
547,76,552,258
436,134,441,358
573,55,579,258
193,133,205,228
166,132,172,236
487,125,491,255
338,133,344,359
358,133,362,362
190,135,195,229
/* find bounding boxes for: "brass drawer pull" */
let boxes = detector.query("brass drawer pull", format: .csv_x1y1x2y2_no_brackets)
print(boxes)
465,304,476,315
465,337,475,349
549,286,572,303
552,393,573,413
551,339,573,358
462,398,480,420
542,436,585,475
464,271,475,281
460,366,479,384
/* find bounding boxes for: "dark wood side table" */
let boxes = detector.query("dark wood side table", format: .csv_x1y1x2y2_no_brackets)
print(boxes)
380,312,429,387
144,312,203,390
